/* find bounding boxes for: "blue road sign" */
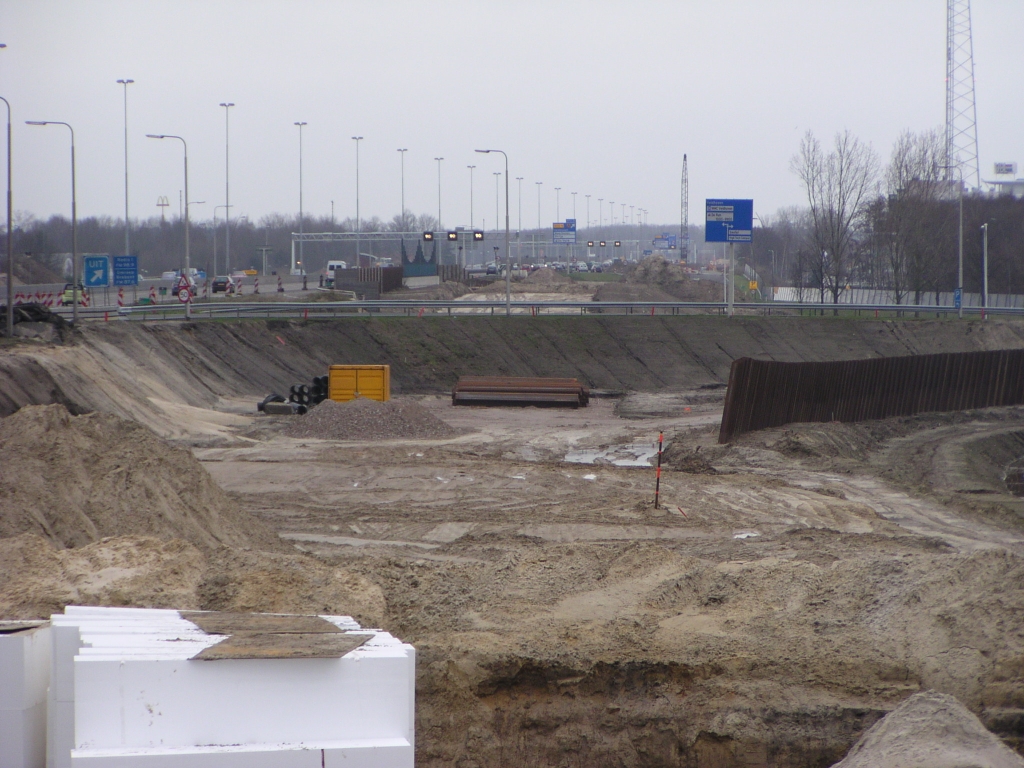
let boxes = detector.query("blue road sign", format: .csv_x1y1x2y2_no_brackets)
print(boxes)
113,256,139,287
653,234,677,250
84,255,109,287
705,199,753,243
954,288,963,309
552,219,577,245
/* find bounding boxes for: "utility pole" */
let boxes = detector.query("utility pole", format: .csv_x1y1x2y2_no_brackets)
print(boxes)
117,79,134,256
220,102,234,273
681,153,689,263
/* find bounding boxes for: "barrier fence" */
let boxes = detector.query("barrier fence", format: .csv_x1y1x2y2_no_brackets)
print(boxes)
718,348,1024,443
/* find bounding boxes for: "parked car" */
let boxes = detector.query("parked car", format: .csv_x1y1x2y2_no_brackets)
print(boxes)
60,283,88,306
211,275,234,294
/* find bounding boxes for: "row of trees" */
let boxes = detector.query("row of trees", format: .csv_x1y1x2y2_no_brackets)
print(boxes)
6,128,1022,298
752,128,1024,303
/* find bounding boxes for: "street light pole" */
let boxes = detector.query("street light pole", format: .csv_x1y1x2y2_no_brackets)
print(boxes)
434,157,443,228
554,187,561,221
515,176,523,267
475,149,510,316
0,91,10,338
28,120,77,324
219,102,233,273
467,165,475,229
294,122,306,274
982,222,989,316
535,181,542,229
598,199,603,229
352,136,362,266
213,204,230,278
145,133,189,318
493,172,500,237
585,195,590,231
397,148,407,229
117,79,134,257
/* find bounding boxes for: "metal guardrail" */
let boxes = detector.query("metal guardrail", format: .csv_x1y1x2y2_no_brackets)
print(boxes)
45,299,1024,322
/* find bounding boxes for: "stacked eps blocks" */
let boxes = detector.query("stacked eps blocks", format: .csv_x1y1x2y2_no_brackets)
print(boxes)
0,623,51,768
3,606,415,768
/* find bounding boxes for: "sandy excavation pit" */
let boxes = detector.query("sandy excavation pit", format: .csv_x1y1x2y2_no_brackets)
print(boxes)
5,317,1024,767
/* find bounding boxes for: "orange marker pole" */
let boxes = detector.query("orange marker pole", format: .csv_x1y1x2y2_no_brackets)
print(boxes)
654,431,664,508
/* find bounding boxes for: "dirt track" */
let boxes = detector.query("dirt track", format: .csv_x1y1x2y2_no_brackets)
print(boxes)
3,317,1024,766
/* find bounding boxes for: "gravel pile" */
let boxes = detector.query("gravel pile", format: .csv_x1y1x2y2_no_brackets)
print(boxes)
282,397,465,441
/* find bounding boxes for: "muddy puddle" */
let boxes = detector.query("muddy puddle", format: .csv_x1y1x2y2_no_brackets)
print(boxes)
564,441,660,467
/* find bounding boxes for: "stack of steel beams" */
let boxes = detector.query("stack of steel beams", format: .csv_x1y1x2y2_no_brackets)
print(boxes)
452,376,590,408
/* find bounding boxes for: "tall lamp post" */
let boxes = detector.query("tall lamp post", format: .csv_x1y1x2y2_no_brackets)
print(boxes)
515,176,523,267
145,133,190,318
0,88,10,338
27,120,77,324
294,122,306,273
434,157,443,229
352,136,362,265
493,172,501,238
467,164,475,228
219,102,233,273
585,195,590,230
475,149,510,316
117,79,134,257
213,204,230,279
397,148,407,229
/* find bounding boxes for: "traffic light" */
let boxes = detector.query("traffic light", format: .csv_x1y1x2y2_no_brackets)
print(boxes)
423,231,434,241
447,231,458,241
473,230,484,242
599,240,606,247
587,240,595,248
614,241,621,247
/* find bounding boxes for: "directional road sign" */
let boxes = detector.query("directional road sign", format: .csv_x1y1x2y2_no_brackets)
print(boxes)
552,219,577,245
705,199,753,243
113,256,138,286
84,255,109,287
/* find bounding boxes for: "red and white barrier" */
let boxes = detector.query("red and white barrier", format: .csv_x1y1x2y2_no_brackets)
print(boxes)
254,277,260,295
277,275,284,293
117,287,124,307
149,286,157,303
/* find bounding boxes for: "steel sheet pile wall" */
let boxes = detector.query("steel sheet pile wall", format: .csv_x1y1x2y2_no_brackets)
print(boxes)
719,348,1024,443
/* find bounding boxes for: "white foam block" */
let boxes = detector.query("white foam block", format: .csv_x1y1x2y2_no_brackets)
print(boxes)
0,625,51,712
74,652,415,749
46,701,74,768
70,738,412,768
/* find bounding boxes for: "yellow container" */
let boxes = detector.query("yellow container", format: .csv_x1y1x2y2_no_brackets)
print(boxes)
328,365,391,402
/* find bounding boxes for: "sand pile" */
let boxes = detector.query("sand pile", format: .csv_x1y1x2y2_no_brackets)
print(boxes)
831,690,1024,768
623,254,689,285
283,397,465,441
0,404,281,551
525,267,571,285
0,533,386,626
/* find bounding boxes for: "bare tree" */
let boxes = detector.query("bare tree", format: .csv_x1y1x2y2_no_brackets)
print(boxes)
884,128,949,305
791,130,880,303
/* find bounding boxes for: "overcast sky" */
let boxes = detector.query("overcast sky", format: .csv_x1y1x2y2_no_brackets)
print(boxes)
2,0,1022,234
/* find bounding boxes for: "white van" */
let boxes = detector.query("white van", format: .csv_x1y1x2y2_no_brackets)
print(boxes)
326,260,348,273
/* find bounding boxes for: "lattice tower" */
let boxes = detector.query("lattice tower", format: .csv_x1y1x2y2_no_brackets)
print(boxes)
946,0,980,188
680,154,689,262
